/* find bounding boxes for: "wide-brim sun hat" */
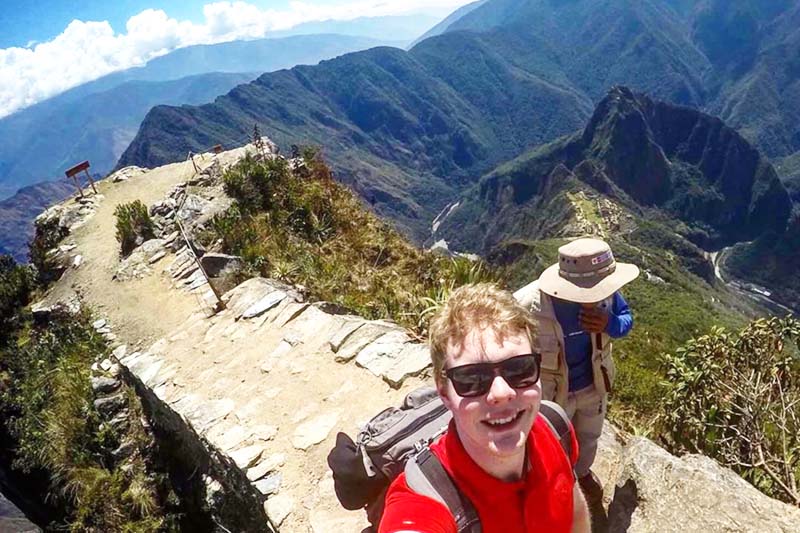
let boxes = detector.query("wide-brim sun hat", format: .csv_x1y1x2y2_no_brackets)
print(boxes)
538,238,640,303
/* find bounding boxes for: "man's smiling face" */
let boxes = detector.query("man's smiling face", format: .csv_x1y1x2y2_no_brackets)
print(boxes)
438,326,541,464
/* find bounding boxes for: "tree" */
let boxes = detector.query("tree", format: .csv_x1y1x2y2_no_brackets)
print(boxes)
660,317,800,506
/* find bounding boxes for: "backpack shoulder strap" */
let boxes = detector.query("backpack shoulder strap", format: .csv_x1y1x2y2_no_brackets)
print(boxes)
405,448,481,533
538,400,575,478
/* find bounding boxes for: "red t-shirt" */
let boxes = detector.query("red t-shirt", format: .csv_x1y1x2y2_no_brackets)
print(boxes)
379,414,578,533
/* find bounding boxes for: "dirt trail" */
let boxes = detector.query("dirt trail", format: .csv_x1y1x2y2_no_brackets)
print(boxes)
51,157,224,348
53,161,197,347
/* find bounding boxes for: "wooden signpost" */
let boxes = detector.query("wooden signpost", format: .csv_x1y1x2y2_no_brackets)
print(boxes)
65,160,98,198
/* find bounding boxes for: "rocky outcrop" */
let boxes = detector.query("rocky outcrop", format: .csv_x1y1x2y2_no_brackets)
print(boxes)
595,424,800,532
114,238,168,281
108,166,148,183
30,194,103,280
30,290,82,320
35,193,103,235
147,160,232,243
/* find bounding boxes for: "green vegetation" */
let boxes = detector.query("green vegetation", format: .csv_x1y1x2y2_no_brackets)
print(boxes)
208,150,498,335
0,255,183,531
660,317,800,506
120,0,800,249
29,213,69,282
726,216,800,310
0,255,34,327
566,191,602,227
114,200,156,257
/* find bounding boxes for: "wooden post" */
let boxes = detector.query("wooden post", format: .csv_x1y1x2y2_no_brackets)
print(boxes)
70,175,85,198
188,152,199,173
83,168,98,194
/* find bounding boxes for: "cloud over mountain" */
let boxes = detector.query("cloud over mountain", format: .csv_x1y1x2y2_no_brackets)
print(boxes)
0,0,471,118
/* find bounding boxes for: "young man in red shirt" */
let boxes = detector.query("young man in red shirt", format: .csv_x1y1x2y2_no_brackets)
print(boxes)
380,283,591,533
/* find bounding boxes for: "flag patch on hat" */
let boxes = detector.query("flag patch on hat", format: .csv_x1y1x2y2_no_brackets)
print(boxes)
591,251,613,265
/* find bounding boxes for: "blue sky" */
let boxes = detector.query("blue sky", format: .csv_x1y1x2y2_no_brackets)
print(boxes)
0,0,449,48
1,1,342,48
0,1,470,117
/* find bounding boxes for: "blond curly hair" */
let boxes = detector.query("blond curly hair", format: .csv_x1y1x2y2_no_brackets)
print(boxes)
428,283,537,385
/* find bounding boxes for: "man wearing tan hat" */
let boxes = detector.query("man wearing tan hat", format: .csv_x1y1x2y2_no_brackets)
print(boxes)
514,238,638,513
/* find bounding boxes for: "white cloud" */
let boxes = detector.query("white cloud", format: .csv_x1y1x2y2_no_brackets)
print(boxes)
0,0,472,118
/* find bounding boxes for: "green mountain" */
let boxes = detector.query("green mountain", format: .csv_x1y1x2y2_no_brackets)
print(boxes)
117,40,592,239
0,34,400,201
434,86,800,316
435,86,791,253
432,87,794,417
697,0,800,160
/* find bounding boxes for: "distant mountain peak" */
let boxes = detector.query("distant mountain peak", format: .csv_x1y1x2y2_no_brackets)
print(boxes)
582,86,671,205
436,87,792,253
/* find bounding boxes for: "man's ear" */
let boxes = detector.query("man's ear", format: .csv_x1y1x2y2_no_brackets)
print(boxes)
437,379,454,410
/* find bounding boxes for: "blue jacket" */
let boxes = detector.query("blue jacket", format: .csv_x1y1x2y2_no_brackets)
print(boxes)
551,292,633,391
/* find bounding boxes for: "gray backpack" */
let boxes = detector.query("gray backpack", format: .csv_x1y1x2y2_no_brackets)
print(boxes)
328,387,573,532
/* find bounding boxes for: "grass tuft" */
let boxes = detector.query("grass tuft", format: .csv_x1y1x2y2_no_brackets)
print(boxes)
114,200,156,257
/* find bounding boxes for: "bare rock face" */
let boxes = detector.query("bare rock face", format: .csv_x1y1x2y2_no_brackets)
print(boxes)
30,289,82,319
595,423,800,533
35,193,103,234
200,253,244,278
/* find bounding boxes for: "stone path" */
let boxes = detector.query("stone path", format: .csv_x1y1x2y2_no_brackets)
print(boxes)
116,276,433,531
36,142,436,531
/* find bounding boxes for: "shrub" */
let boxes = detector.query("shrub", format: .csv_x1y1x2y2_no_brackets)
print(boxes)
114,200,156,257
660,317,800,505
213,149,501,336
29,215,69,283
0,255,35,332
0,311,181,531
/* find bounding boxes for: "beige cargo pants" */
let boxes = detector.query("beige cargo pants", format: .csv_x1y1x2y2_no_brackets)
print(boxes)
563,384,606,477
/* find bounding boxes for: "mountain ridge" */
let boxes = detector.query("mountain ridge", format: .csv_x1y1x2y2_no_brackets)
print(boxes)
435,86,791,254
0,33,402,201
119,0,800,247
117,41,592,239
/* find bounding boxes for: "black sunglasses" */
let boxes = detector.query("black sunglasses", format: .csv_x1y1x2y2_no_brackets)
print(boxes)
444,353,542,398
